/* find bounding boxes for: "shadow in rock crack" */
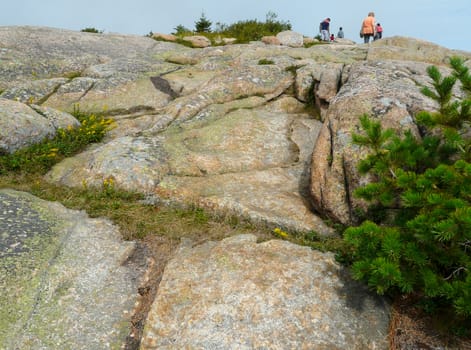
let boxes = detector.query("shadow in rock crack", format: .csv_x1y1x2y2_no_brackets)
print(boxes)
150,76,179,99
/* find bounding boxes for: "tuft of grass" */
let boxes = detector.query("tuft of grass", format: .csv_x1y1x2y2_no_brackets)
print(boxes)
64,71,82,80
258,59,275,65
174,38,196,48
303,41,327,48
272,226,349,260
284,65,298,75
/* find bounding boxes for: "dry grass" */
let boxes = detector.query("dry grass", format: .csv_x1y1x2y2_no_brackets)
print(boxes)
0,174,273,243
390,295,471,350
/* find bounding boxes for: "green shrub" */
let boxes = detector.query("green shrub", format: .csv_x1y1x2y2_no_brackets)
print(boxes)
80,27,103,34
343,57,471,325
172,25,192,36
169,12,291,45
214,12,291,43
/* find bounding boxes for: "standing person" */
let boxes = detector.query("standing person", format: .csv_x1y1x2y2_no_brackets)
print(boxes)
374,23,383,40
360,12,376,43
337,27,344,38
319,18,331,42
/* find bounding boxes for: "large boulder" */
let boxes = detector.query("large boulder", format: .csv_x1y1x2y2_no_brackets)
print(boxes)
276,30,304,47
151,33,177,42
261,36,281,46
182,35,212,48
310,60,440,224
0,189,142,349
0,97,79,153
141,234,390,349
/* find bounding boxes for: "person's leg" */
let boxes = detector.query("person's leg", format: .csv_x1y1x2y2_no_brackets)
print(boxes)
364,34,369,43
321,30,328,41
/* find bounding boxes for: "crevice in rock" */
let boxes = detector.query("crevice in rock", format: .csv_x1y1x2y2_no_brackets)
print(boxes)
327,119,334,167
341,156,354,222
304,80,325,120
150,76,179,99
336,64,346,93
123,237,178,350
77,80,96,102
36,82,64,106
105,105,156,116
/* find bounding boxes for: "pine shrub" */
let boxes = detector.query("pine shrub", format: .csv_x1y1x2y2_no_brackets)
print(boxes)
344,57,471,323
194,12,212,33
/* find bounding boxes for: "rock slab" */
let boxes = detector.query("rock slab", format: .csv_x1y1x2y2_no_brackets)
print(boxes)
141,234,390,349
0,189,140,349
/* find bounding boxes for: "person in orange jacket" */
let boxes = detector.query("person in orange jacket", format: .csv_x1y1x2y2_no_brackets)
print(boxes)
360,12,376,43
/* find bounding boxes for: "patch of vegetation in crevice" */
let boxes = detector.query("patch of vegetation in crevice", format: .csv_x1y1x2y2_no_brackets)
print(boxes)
258,59,275,65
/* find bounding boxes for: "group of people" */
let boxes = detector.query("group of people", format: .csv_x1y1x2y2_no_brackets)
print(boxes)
319,13,383,44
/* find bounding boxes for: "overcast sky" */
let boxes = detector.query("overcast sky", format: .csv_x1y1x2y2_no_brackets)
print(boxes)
1,0,470,52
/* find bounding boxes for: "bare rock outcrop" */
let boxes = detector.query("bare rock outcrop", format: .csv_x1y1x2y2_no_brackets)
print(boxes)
2,26,471,348
141,234,390,349
368,36,471,64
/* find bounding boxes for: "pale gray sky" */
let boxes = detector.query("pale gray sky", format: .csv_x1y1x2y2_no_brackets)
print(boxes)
1,0,470,52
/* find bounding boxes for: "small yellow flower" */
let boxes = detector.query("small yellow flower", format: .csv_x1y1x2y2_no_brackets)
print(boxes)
273,227,290,238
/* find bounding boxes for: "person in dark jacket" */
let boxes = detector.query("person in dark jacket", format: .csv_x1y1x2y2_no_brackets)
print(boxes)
319,18,331,42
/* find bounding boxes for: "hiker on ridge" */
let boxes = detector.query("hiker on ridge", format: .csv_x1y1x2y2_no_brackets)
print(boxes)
374,23,383,40
360,12,376,43
319,18,331,42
